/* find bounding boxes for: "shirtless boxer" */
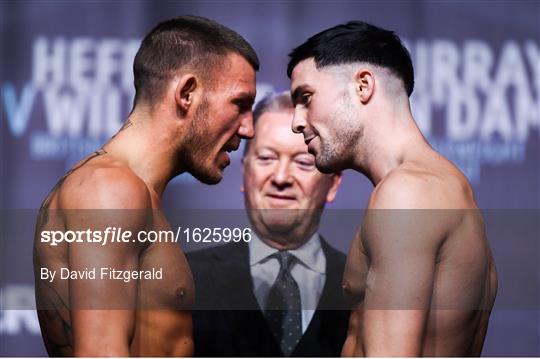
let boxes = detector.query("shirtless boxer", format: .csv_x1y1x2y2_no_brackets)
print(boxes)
33,15,258,356
287,21,497,356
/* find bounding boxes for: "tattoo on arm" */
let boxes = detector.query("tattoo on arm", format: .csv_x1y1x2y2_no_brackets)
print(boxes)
39,149,107,210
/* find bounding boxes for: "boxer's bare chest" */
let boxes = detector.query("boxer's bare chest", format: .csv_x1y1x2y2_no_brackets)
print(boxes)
341,232,368,306
137,211,194,310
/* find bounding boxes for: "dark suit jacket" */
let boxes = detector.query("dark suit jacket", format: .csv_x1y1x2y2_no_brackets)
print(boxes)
186,239,350,357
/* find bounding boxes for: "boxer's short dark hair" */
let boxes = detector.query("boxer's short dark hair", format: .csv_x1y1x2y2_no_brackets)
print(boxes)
287,21,414,97
133,15,259,106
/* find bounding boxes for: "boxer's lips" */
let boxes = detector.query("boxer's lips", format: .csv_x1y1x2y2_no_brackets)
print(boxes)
219,143,236,169
222,143,240,153
304,136,315,146
218,143,237,168
218,151,231,169
306,138,318,155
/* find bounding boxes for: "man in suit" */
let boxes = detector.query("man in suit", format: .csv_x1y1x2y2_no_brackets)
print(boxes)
187,92,349,356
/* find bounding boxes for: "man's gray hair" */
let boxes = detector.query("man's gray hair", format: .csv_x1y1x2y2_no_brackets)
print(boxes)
243,91,294,156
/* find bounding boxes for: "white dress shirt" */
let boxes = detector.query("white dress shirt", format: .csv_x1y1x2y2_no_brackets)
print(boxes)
249,232,326,334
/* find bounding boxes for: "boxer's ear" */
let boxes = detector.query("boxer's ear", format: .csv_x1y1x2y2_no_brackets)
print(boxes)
354,69,374,104
174,75,198,115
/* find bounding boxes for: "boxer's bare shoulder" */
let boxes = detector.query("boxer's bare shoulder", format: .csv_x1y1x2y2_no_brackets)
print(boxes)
368,160,475,210
43,154,153,212
65,164,151,208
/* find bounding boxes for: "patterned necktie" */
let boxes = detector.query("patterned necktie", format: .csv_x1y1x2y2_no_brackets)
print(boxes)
264,251,302,356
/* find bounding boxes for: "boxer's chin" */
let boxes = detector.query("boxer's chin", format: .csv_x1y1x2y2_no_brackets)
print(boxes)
193,150,234,184
190,162,224,185
315,153,341,174
199,172,223,185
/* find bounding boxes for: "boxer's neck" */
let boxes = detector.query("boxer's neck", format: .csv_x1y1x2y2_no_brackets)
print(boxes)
354,110,429,186
100,107,189,198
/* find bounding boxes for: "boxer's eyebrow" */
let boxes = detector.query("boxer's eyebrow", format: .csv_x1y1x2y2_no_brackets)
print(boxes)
232,92,256,112
234,91,256,105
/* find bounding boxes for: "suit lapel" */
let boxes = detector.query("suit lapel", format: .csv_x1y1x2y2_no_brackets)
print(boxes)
294,237,348,355
212,242,258,310
317,238,347,310
212,242,280,355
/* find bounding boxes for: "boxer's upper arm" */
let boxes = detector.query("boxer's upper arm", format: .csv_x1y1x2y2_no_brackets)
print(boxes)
63,170,152,356
360,176,447,356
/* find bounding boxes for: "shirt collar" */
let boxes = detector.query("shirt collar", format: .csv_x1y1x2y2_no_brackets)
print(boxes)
249,231,325,274
249,232,279,266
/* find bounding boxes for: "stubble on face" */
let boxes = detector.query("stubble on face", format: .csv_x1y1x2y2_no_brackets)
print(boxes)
181,97,224,185
314,89,362,173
